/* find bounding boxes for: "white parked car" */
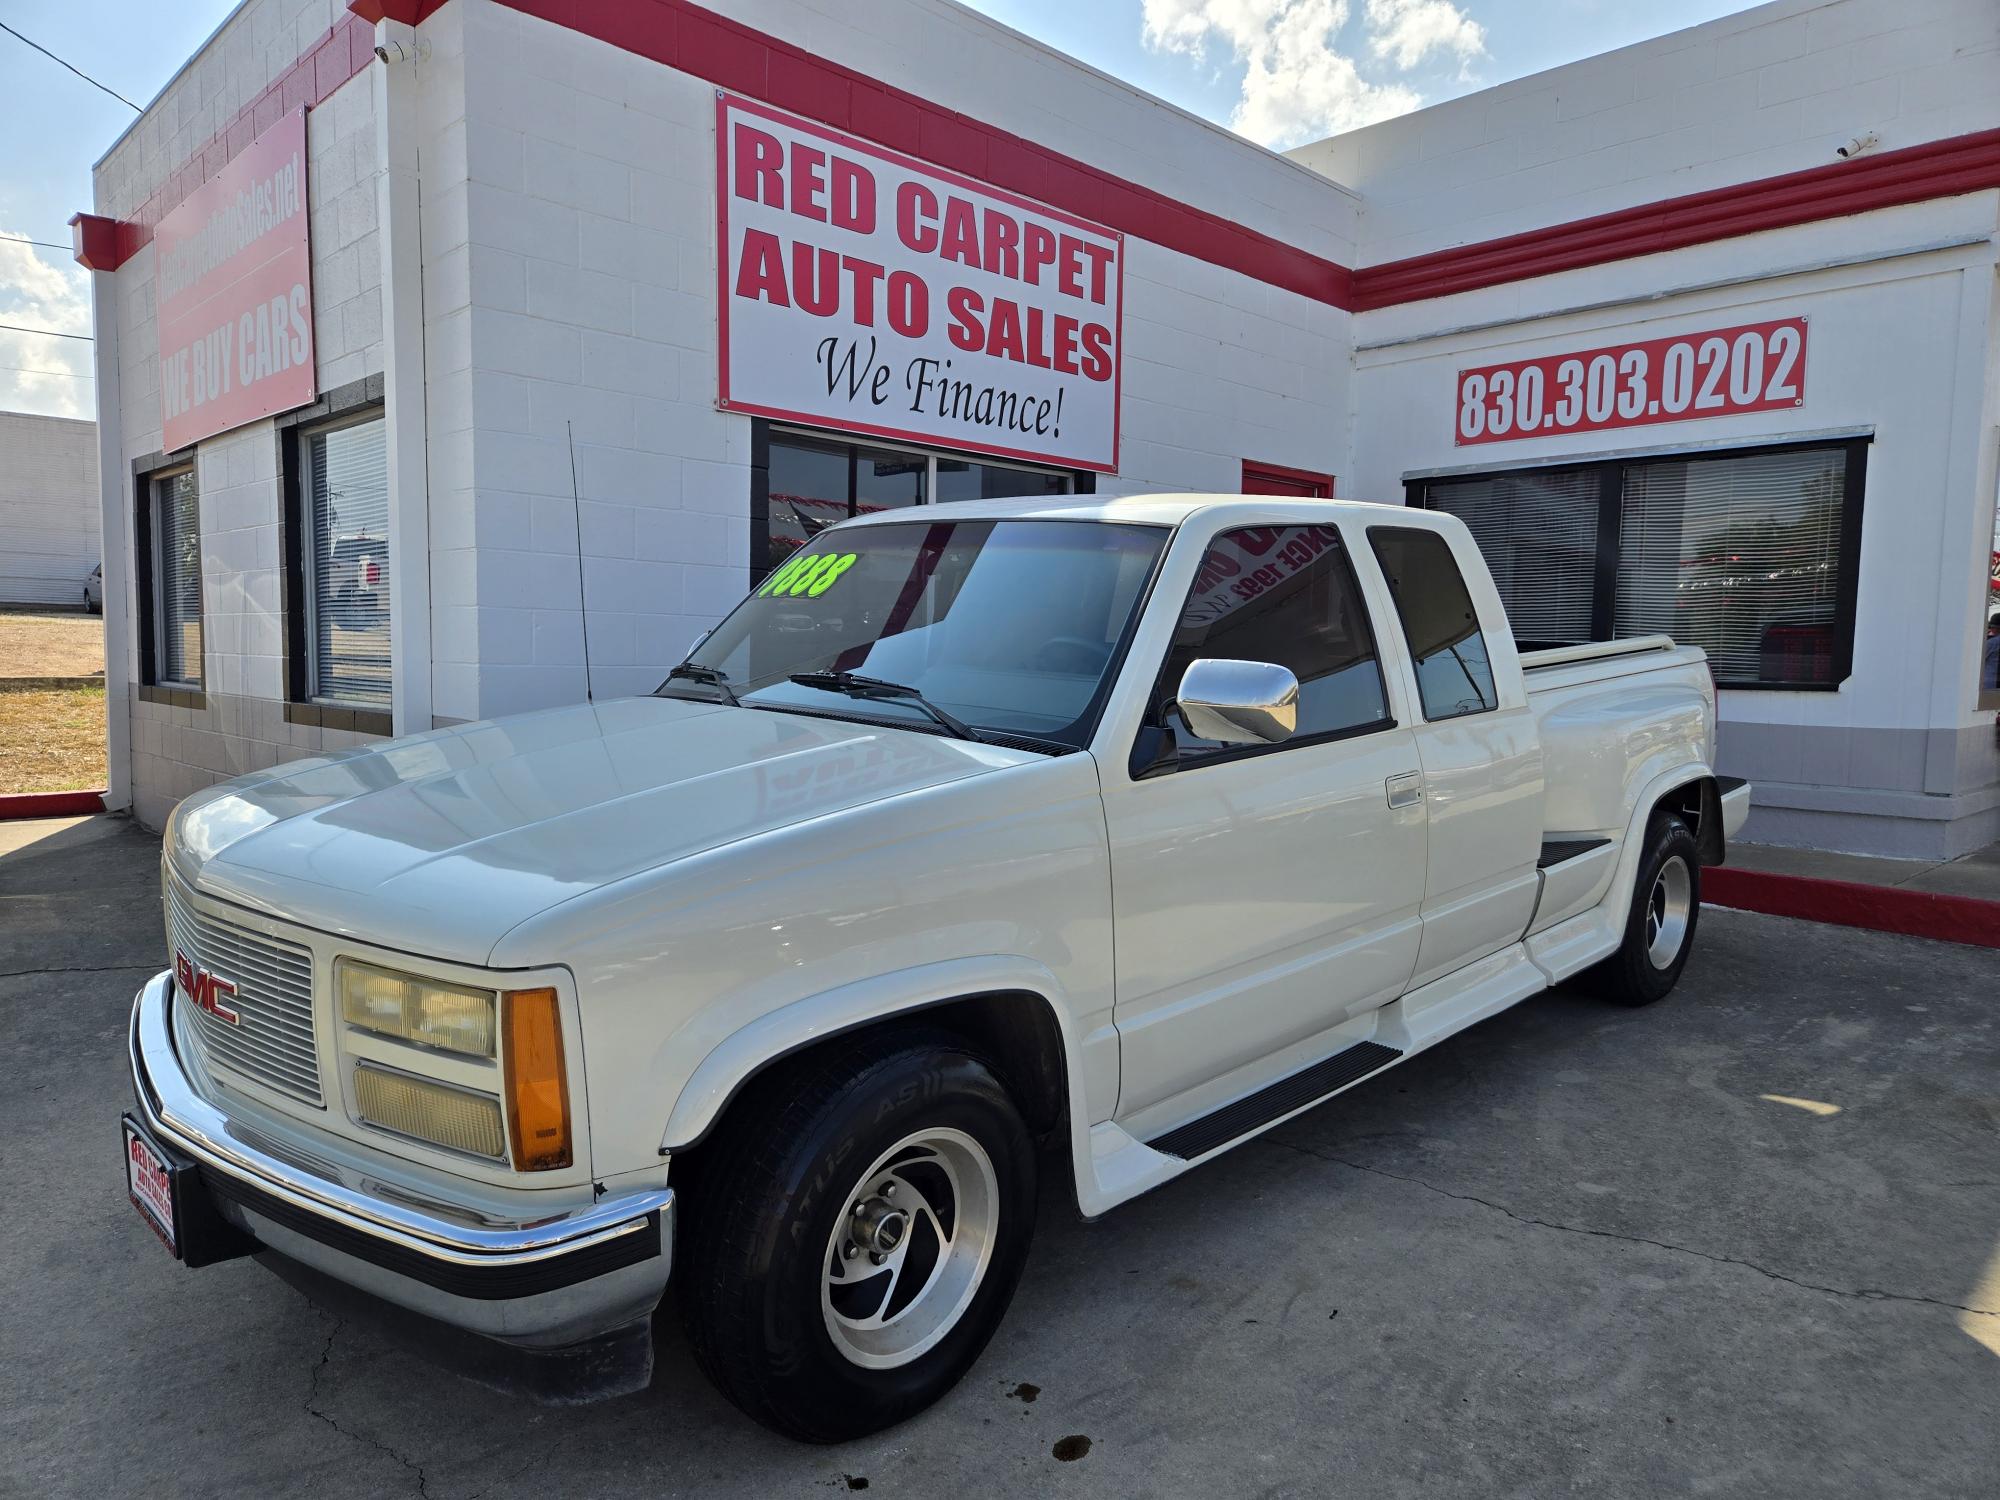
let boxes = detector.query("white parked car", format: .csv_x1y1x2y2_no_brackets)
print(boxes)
123,495,1748,1440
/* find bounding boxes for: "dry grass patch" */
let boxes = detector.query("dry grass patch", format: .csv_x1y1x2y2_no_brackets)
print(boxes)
0,685,107,793
0,612,105,678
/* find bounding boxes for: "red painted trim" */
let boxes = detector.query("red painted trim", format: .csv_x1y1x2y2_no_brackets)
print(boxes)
1704,866,2000,951
1241,459,1335,497
502,0,1355,312
0,789,107,821
1352,127,2000,310
716,93,1123,472
346,0,447,23
73,13,374,272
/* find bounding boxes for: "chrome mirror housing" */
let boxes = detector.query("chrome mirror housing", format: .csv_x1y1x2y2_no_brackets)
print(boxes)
1175,659,1299,746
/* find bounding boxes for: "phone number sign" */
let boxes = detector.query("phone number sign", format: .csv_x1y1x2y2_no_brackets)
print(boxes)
1454,317,1807,446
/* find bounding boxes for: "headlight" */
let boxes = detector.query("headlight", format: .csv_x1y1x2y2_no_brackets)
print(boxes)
338,960,497,1058
354,1065,508,1160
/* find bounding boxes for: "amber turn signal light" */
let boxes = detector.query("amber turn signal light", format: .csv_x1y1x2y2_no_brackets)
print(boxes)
503,987,572,1170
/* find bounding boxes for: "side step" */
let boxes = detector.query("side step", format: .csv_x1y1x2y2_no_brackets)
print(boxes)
1146,1040,1403,1161
1538,837,1612,869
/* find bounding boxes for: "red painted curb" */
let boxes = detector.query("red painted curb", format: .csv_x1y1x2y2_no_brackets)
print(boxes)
1704,866,2000,950
0,789,107,821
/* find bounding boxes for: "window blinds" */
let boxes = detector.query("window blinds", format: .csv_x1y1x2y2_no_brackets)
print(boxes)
309,419,391,706
1616,447,1847,686
1421,468,1599,648
157,471,202,685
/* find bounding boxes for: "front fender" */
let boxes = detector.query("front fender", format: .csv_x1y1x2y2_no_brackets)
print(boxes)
657,955,1091,1151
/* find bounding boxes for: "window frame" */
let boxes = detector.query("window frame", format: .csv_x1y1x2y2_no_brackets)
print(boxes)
277,380,394,735
135,461,203,693
1408,435,1869,692
1133,521,1399,778
1366,523,1501,724
749,419,1095,582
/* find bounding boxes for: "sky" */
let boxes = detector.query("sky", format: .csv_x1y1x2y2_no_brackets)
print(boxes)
0,0,1746,421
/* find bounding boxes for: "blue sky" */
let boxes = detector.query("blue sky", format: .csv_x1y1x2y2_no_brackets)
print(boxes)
0,0,1743,419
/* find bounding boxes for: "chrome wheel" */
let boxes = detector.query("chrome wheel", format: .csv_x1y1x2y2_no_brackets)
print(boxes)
821,1127,999,1370
1645,855,1693,969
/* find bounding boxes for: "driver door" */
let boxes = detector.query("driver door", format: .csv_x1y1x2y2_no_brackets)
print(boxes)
1099,520,1428,1129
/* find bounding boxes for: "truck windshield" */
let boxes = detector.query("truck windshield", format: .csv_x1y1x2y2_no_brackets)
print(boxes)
665,518,1168,750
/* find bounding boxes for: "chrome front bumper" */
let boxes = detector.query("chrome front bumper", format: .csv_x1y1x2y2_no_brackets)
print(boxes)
127,971,674,1351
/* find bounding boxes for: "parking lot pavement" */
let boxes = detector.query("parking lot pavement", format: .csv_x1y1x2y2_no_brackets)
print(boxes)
4,813,1997,1499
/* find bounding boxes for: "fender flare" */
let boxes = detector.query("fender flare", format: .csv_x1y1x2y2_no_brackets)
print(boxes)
1608,762,1717,917
656,955,1090,1153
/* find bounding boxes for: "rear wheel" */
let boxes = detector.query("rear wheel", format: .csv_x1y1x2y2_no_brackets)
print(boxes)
679,1033,1036,1441
1595,813,1700,1007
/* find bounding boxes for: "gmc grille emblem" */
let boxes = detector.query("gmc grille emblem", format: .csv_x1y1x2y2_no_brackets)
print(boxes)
173,948,240,1025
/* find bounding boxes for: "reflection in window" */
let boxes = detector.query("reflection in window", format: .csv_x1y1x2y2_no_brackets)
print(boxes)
763,430,1071,577
1369,527,1499,721
1418,468,1598,649
1161,525,1389,760
154,469,202,686
307,417,391,706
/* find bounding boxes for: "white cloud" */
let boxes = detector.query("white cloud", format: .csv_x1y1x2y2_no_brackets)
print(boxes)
1141,0,1487,147
0,235,95,420
1365,0,1486,71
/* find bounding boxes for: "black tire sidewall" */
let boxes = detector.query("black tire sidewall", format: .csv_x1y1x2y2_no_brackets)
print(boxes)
735,1048,1036,1439
1617,817,1701,1003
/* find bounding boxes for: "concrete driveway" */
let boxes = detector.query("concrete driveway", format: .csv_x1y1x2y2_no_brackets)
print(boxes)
4,814,1996,1498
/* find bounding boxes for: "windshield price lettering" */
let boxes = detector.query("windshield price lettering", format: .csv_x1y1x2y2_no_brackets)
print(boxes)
758,551,859,599
1455,317,1807,445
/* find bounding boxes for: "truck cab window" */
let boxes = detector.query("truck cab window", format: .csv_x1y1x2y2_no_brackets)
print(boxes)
1369,526,1498,721
1159,525,1389,761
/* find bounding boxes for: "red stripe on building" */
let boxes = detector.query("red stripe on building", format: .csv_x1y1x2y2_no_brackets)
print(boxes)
1704,866,2000,951
1350,127,2000,310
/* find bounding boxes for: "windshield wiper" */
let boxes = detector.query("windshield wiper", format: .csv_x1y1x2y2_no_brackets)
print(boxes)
788,671,986,742
660,662,739,705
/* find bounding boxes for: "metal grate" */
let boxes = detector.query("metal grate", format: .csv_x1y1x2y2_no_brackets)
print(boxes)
166,879,323,1107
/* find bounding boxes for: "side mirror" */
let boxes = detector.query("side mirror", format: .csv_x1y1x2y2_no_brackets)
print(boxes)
1174,658,1298,746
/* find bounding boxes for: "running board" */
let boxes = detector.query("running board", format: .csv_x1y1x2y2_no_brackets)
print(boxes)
1146,1040,1403,1161
1538,837,1612,869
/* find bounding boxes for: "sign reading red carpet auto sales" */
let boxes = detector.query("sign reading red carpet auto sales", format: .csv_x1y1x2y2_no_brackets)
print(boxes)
1454,317,1808,446
157,109,315,452
717,95,1122,472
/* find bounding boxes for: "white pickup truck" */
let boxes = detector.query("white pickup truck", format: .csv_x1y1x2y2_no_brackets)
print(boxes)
123,495,1748,1440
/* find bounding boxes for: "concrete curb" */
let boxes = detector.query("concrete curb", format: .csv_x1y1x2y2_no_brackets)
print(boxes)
1705,866,2000,950
0,789,107,820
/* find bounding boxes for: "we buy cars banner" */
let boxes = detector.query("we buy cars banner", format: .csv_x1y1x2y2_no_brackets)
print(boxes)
717,95,1122,472
157,110,316,452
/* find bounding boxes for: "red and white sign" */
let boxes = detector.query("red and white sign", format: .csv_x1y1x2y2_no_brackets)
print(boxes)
717,95,1122,473
157,110,316,452
1454,317,1807,446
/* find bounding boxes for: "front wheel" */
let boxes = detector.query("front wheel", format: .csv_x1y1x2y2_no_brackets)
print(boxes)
679,1033,1037,1441
1595,813,1701,1007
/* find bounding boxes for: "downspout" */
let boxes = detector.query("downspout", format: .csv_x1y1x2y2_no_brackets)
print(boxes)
88,269,131,812
372,18,434,736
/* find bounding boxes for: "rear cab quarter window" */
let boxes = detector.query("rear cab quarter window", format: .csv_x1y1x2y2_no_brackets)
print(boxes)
1367,526,1500,722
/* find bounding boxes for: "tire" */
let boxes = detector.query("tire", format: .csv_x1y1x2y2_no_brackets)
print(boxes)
679,1031,1037,1442
1595,813,1701,1007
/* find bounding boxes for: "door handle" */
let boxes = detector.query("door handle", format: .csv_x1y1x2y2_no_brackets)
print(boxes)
1386,771,1424,809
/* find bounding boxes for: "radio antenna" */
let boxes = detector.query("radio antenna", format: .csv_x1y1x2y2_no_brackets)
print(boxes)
567,420,594,702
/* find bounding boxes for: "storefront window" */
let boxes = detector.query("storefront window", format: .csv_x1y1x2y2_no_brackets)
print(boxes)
1980,470,2000,707
1414,438,1865,691
305,415,391,707
148,468,202,687
761,427,1073,576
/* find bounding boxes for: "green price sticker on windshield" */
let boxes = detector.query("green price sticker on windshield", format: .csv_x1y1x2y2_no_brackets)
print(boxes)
757,551,857,599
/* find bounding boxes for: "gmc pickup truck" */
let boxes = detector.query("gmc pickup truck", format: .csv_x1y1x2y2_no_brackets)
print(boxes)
123,495,1749,1440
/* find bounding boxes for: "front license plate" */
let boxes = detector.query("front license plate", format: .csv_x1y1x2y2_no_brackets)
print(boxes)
124,1117,179,1256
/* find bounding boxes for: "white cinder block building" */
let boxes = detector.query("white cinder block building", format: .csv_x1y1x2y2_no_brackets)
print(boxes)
0,411,101,609
75,0,2000,855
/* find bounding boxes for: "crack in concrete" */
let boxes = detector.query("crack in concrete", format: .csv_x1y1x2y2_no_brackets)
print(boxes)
0,961,159,980
1263,1135,2000,1320
304,1311,431,1497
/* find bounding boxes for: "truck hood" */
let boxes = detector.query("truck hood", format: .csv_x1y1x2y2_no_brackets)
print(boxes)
168,697,1036,964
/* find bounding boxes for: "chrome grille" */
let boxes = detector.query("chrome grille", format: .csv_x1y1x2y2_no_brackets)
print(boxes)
165,879,323,1106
